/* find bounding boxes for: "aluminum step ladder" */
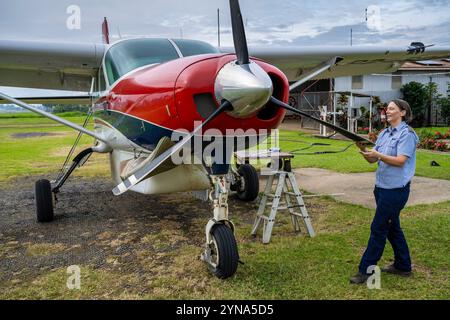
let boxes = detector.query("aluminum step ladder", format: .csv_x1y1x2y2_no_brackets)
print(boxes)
251,159,315,244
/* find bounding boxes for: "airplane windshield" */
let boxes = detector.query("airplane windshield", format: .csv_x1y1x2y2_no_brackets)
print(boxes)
172,39,220,57
104,38,180,85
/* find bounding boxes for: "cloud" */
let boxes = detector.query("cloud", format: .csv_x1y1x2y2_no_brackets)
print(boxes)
1,0,449,96
0,0,448,46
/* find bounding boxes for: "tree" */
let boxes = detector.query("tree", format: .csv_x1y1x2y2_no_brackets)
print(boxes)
51,104,89,113
439,97,450,125
439,82,450,125
424,81,442,126
336,94,349,128
401,81,428,127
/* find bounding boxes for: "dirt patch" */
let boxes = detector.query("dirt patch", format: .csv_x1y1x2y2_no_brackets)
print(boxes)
0,175,259,289
26,243,66,257
11,132,59,139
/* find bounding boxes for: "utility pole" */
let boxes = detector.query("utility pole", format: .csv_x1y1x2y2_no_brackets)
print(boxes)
217,8,220,48
350,28,353,46
428,76,432,126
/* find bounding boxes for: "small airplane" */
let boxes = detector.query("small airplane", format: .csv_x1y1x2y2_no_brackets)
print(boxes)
0,0,449,279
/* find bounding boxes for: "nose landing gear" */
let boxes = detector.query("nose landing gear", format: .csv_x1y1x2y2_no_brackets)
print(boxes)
201,175,239,279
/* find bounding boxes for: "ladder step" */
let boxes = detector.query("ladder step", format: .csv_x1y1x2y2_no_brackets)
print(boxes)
264,192,302,197
278,205,305,210
265,201,304,208
290,212,307,218
265,202,287,207
264,194,281,198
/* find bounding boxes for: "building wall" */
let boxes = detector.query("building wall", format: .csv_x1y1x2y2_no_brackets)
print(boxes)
335,73,450,104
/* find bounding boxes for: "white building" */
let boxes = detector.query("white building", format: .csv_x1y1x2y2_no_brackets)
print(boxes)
334,59,450,125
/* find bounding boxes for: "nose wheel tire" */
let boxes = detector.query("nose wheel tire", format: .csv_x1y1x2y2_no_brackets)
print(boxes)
35,179,54,223
236,164,259,202
208,224,239,279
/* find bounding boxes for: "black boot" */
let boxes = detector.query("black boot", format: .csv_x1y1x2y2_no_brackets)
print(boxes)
381,264,412,277
349,272,369,284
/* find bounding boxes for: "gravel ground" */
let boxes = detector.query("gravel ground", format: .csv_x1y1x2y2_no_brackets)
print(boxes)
0,175,258,287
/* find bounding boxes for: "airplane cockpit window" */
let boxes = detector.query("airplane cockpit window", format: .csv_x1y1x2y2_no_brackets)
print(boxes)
98,66,106,92
104,38,180,85
172,39,219,57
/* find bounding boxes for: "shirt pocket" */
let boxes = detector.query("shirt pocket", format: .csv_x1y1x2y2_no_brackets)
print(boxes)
387,139,398,156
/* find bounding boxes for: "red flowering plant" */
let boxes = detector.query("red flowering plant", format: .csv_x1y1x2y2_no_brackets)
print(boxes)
419,138,449,151
419,138,436,150
357,127,371,134
434,141,448,151
417,129,450,152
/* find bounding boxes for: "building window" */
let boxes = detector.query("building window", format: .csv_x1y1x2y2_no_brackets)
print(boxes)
352,75,363,89
391,73,402,90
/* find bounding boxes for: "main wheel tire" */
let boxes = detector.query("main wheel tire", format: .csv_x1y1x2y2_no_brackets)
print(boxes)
209,224,239,279
237,164,259,202
35,179,54,223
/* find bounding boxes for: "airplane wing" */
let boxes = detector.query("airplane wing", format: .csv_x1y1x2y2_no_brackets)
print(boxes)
223,44,450,81
0,39,105,92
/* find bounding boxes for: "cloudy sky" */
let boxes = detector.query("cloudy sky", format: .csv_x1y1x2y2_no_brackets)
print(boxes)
1,0,450,47
1,0,449,97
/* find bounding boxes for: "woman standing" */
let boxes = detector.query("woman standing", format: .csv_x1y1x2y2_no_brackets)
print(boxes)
350,99,419,284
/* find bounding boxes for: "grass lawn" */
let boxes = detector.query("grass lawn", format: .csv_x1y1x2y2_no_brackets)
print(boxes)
416,127,450,135
0,115,109,183
1,198,448,299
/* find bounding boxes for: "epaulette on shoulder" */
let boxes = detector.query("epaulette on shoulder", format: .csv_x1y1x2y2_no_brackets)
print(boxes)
408,126,416,133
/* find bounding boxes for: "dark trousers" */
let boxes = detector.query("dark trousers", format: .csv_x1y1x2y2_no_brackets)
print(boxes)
359,183,412,274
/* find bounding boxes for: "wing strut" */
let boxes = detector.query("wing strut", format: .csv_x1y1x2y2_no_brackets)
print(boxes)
289,56,343,92
0,91,108,144
270,96,373,144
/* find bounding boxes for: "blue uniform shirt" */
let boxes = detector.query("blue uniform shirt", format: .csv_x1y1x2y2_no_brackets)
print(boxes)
374,122,419,189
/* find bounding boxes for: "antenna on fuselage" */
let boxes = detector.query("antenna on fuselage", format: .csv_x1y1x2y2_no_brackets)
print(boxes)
102,17,110,44
217,8,221,47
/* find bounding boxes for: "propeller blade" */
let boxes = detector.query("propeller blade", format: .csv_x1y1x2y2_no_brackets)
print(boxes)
229,0,249,65
270,96,374,145
112,100,233,196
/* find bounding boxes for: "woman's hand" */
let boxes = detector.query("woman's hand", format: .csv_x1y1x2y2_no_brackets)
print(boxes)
360,149,381,159
360,149,380,163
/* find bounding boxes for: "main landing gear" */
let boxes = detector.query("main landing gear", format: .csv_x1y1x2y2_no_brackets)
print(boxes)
230,164,259,202
34,148,94,223
201,175,240,279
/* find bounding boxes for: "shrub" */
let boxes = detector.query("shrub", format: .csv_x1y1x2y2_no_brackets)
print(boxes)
401,81,428,127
